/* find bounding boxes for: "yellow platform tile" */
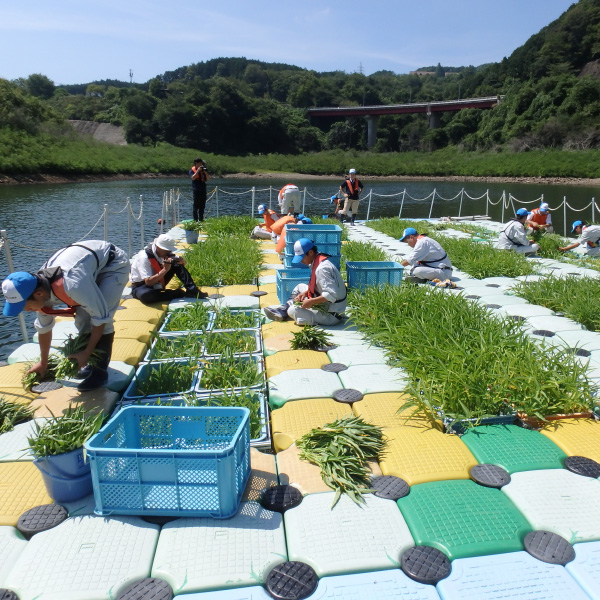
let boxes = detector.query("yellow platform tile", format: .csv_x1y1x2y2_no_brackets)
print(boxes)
266,350,330,378
262,321,302,338
540,418,600,463
259,283,277,294
111,338,149,365
277,445,382,495
0,462,52,526
217,285,259,296
353,393,421,428
260,293,281,309
262,254,283,265
260,242,277,250
29,386,119,418
379,425,478,486
114,300,167,324
113,320,156,343
0,388,37,405
271,397,352,452
259,270,278,279
264,334,293,355
243,448,278,502
0,363,30,388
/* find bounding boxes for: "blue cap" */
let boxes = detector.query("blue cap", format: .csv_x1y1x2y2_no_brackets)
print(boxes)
2,272,38,317
399,227,418,242
292,238,315,265
516,208,528,218
572,220,584,233
257,204,266,215
330,195,337,204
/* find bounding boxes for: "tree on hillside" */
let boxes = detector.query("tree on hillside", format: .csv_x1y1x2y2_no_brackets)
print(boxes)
25,74,55,99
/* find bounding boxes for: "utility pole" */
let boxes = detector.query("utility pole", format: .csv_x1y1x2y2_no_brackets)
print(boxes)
129,69,133,84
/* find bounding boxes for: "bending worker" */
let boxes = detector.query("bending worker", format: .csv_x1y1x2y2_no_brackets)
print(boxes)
339,169,363,225
251,204,279,240
559,220,600,256
278,183,302,215
130,234,208,304
497,208,540,254
263,238,346,326
1,241,129,391
526,202,553,233
399,227,453,283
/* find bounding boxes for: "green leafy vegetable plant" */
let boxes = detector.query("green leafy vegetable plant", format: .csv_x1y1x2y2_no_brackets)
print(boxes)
212,308,260,329
297,416,387,507
199,350,263,390
180,219,203,232
0,398,35,434
290,326,332,350
204,330,258,355
151,332,204,360
134,361,196,397
164,302,211,332
27,404,104,458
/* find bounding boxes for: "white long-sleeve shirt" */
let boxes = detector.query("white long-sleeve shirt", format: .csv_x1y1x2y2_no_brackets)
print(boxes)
313,258,347,313
130,243,181,288
498,220,529,249
579,225,600,247
404,236,452,270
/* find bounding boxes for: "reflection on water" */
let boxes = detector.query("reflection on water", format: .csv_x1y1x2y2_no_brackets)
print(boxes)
0,176,597,359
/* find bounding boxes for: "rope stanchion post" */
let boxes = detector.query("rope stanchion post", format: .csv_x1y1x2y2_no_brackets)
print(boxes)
216,186,219,217
458,188,464,218
139,197,145,249
251,187,255,218
0,229,28,342
126,198,132,258
366,190,372,222
501,191,505,223
486,190,489,217
103,204,108,241
170,189,176,228
563,196,567,238
269,186,273,211
176,189,180,225
592,197,595,224
302,187,307,215
428,189,436,219
398,189,406,218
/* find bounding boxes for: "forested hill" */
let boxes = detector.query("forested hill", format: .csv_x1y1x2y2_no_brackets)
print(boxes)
4,0,600,160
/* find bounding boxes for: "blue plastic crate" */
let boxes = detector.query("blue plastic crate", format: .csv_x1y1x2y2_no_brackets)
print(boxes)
276,269,311,304
85,405,250,518
283,253,341,270
285,239,341,257
346,261,404,290
285,224,342,246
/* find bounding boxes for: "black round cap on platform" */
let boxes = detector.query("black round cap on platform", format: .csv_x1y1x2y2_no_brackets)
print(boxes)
316,344,338,353
332,389,363,404
17,504,68,539
371,476,410,500
564,455,600,479
266,562,318,600
470,464,511,489
261,485,303,513
524,531,575,565
31,381,63,394
531,329,555,336
116,578,173,600
251,290,268,297
321,363,348,373
401,546,451,585
0,590,19,600
486,304,502,309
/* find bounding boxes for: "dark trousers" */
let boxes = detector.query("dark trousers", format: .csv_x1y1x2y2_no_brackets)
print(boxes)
193,184,207,221
131,263,197,305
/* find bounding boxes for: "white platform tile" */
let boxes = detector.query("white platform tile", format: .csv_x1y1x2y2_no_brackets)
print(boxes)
308,570,441,599
209,296,260,310
262,248,279,254
167,298,209,312
7,343,61,365
258,275,277,285
4,515,159,600
0,419,44,462
338,364,408,395
554,330,600,353
320,329,366,346
152,502,287,595
33,321,79,346
0,526,27,586
327,344,389,367
502,470,600,543
60,493,97,517
474,294,530,309
479,277,518,288
268,370,342,408
173,587,271,599
262,263,284,271
284,493,414,578
437,551,589,600
494,304,555,319
524,315,585,334
566,541,600,600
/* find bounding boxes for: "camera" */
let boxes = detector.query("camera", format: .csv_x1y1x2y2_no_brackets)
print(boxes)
165,256,182,265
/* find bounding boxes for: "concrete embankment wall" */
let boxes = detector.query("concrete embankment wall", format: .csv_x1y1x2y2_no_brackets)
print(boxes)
68,120,127,146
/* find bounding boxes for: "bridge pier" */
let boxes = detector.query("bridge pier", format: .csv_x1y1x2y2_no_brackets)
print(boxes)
365,115,378,148
427,106,441,129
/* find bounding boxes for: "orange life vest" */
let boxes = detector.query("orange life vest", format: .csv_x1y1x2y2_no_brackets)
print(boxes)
307,253,330,299
528,208,548,228
146,247,166,289
271,215,296,236
344,178,360,198
191,165,208,182
262,209,279,232
40,277,79,316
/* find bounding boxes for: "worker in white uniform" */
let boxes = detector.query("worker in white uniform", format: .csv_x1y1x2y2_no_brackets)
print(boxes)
497,208,540,254
263,238,347,326
399,227,453,282
559,220,600,256
1,241,129,391
278,184,302,215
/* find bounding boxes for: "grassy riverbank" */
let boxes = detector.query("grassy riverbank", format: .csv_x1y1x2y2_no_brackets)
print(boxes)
3,129,600,183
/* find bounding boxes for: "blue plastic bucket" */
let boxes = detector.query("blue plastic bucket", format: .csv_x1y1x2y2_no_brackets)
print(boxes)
35,447,90,478
34,461,93,502
185,230,199,244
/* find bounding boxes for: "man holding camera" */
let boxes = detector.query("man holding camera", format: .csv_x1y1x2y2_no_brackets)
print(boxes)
130,234,208,305
189,158,210,221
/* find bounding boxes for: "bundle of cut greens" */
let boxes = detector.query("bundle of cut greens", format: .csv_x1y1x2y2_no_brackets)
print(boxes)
290,326,332,350
0,398,35,434
296,416,386,506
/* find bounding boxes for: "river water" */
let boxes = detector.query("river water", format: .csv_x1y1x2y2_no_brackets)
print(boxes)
0,176,598,360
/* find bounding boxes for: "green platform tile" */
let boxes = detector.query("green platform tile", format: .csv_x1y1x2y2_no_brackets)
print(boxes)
397,480,531,560
461,424,567,474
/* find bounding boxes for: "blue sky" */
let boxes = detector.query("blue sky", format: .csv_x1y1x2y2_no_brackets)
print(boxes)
1,0,577,85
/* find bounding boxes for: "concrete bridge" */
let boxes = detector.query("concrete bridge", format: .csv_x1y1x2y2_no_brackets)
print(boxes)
307,96,503,148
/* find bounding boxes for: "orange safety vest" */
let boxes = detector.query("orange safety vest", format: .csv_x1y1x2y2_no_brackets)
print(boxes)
40,277,79,316
146,247,166,289
191,165,208,182
344,178,360,198
307,254,330,298
262,209,279,232
528,208,548,228
271,215,296,236
279,184,295,200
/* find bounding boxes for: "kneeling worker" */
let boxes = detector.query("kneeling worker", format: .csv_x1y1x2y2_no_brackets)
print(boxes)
1,240,130,390
130,234,208,305
264,238,347,326
559,220,600,256
251,204,279,240
526,202,553,233
498,208,540,254
399,227,453,282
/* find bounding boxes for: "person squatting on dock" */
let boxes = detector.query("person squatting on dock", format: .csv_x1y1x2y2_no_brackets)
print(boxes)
278,184,302,215
398,227,454,283
130,234,208,304
338,169,364,225
189,157,210,221
497,208,540,255
251,204,279,240
1,241,130,391
559,220,600,256
263,238,347,326
526,202,553,233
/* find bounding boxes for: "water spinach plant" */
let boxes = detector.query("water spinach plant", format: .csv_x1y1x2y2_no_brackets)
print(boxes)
349,284,595,428
134,361,197,397
297,416,386,506
0,398,35,434
204,330,258,355
199,350,263,390
290,326,333,351
164,302,211,332
212,308,261,330
150,332,204,360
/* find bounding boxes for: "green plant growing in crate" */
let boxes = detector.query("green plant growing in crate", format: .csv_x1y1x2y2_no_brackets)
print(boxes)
164,302,211,332
199,350,263,390
204,330,257,355
290,326,332,350
212,308,259,330
0,398,35,434
135,362,196,397
152,332,204,360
